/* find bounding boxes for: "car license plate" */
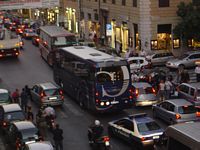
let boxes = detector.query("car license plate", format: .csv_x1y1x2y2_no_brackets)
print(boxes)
111,101,119,104
6,54,12,56
105,141,110,146
153,136,159,139
49,97,57,100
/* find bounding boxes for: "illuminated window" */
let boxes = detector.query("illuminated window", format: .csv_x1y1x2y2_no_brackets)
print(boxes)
151,40,158,50
173,39,180,49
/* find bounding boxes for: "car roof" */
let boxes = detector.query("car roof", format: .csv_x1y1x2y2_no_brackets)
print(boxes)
27,141,53,150
128,56,145,61
185,51,200,55
38,82,58,90
2,104,22,113
13,121,36,130
166,99,193,107
0,89,8,94
132,82,151,88
180,83,200,89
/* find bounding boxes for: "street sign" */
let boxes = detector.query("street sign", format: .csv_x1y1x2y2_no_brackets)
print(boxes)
106,24,112,36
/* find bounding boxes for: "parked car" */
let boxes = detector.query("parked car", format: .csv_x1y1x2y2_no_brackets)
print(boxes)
177,83,200,106
30,82,64,107
32,34,40,46
0,89,12,105
128,57,150,73
152,99,200,125
22,28,37,39
15,25,25,35
6,121,39,150
166,51,200,69
146,51,174,66
24,141,54,150
108,113,164,149
132,82,158,106
0,104,25,130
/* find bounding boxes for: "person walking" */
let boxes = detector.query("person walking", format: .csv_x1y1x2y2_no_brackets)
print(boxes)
25,85,32,101
36,109,47,138
158,80,165,101
20,88,28,112
165,78,172,99
12,88,20,103
53,124,63,150
26,106,34,122
195,64,200,82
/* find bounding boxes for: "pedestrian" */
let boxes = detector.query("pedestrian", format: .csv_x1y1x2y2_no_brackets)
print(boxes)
26,106,34,122
12,88,20,103
195,63,200,82
20,88,28,112
53,124,63,150
158,80,165,101
36,109,47,138
165,78,172,99
25,85,32,101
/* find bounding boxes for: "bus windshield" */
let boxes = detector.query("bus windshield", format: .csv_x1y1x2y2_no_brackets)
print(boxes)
53,36,77,46
96,65,129,84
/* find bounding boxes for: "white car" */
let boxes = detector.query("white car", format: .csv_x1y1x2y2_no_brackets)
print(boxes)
127,56,150,73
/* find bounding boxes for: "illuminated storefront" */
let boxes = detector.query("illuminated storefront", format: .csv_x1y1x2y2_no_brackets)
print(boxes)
65,8,78,33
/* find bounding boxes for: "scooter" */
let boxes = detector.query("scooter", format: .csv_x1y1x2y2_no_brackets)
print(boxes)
89,135,111,150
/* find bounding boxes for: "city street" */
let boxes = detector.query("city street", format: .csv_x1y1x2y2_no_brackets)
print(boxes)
0,38,171,150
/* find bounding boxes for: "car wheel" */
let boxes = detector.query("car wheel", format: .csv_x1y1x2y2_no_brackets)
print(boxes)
178,64,185,70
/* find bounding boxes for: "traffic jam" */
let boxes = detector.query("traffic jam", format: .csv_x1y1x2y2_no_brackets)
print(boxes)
0,10,200,150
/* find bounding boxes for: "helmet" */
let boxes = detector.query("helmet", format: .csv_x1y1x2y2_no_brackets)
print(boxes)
94,120,100,126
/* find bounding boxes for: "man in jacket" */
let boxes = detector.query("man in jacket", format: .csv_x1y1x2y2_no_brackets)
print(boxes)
53,124,63,150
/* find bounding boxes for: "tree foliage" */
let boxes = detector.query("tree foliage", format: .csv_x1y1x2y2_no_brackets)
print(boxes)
174,2,200,41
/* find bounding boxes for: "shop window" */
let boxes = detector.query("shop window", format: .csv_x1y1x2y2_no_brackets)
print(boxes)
193,0,200,5
151,40,158,50
173,39,180,49
112,0,116,4
94,13,98,21
103,0,106,3
88,13,91,20
122,0,126,6
157,24,171,50
159,0,169,7
133,0,137,7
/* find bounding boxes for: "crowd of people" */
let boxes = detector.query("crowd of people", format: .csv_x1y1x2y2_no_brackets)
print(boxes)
11,85,63,150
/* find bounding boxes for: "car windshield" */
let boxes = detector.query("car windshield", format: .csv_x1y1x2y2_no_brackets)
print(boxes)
139,87,154,94
178,105,197,114
4,111,25,121
21,128,38,140
44,89,59,96
137,121,161,133
179,54,189,59
0,93,9,101
53,36,77,46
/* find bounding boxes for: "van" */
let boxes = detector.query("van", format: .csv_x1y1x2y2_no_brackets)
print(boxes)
164,122,200,150
177,83,200,106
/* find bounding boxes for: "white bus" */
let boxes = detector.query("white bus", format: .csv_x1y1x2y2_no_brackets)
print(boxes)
39,26,77,66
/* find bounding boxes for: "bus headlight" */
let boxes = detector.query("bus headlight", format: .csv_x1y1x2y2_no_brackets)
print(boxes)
106,101,110,106
100,102,104,106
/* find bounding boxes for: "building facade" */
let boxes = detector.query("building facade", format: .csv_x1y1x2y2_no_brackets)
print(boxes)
65,0,193,53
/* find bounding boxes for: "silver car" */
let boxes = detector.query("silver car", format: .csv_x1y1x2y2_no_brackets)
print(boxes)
132,82,158,106
166,51,200,69
146,51,174,66
152,99,200,124
24,141,54,150
31,82,64,107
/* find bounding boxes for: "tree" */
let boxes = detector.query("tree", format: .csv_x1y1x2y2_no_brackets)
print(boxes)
174,2,200,43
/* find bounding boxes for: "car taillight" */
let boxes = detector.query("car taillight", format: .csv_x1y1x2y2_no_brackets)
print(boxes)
141,137,146,141
15,52,19,56
103,136,110,142
95,99,99,104
175,114,181,119
196,112,200,117
135,88,139,97
0,54,3,57
9,27,12,29
59,90,63,95
40,91,46,98
3,121,7,127
36,38,40,42
95,92,99,97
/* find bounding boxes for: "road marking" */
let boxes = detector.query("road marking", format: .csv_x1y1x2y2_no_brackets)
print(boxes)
64,102,83,116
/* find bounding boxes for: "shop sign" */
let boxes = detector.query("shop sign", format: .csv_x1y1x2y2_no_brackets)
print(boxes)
106,24,112,36
0,0,59,10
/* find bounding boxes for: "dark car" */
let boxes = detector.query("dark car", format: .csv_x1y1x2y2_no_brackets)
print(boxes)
9,22,18,31
6,121,39,150
0,104,25,131
31,82,64,107
108,113,164,149
22,29,37,39
32,34,40,46
15,25,25,35
0,89,12,105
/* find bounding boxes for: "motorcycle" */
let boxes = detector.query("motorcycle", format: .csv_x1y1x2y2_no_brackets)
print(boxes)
88,128,111,150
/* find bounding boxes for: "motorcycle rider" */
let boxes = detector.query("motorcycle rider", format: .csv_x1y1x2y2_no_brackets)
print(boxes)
88,120,104,143
42,105,56,128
